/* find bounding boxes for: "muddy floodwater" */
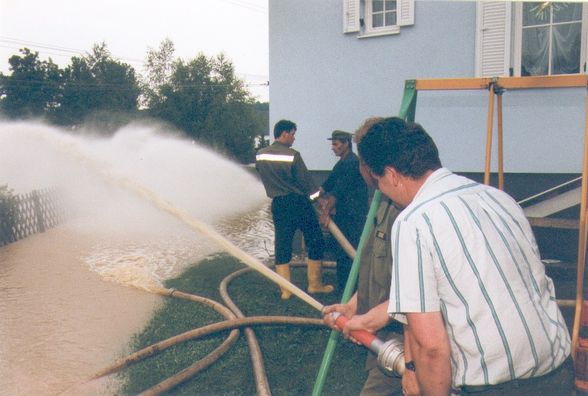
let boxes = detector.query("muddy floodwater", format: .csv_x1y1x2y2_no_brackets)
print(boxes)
0,204,273,396
0,120,272,395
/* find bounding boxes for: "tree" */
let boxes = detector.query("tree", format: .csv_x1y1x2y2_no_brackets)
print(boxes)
142,38,175,109
0,48,61,119
53,42,140,128
147,51,263,163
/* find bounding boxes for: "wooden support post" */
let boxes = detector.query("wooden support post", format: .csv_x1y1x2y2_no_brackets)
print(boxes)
497,91,504,190
484,84,495,186
572,87,588,358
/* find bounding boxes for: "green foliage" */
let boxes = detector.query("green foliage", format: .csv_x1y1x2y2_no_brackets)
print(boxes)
146,51,264,163
253,101,270,150
0,41,269,162
142,38,176,109
0,49,61,119
120,254,366,395
0,185,18,244
52,42,140,127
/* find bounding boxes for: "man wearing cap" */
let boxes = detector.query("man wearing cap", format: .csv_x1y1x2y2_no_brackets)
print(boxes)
320,129,369,291
256,119,333,299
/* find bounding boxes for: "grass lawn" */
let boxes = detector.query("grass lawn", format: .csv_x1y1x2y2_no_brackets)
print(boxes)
119,253,368,395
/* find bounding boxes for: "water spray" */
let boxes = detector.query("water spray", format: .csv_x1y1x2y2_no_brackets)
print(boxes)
48,133,406,377
106,173,406,375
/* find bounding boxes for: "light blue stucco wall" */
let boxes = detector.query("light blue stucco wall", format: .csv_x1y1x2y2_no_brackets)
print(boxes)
269,0,586,173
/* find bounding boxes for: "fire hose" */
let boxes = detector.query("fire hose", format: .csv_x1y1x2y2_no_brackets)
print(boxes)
52,137,404,390
103,178,407,376
58,141,406,387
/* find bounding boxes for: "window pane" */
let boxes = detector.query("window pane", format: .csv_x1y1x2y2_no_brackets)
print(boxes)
385,11,397,26
523,2,549,26
373,13,384,28
373,0,384,13
385,0,397,11
551,23,581,74
553,3,582,23
522,26,549,76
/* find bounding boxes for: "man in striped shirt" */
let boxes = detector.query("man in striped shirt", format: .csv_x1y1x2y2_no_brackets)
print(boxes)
342,117,572,394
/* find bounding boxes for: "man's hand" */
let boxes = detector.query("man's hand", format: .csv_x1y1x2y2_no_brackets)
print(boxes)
322,302,356,331
319,195,336,215
401,369,420,395
319,212,331,228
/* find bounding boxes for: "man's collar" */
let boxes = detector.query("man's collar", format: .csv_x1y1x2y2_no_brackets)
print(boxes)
412,168,452,202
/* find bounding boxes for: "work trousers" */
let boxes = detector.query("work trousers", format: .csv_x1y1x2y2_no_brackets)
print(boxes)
454,357,575,395
271,194,324,264
360,366,402,396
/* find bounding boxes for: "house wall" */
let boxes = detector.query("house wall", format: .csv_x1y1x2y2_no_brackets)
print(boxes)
269,0,586,174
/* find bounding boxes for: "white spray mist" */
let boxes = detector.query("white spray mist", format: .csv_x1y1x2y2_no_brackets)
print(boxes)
0,120,269,288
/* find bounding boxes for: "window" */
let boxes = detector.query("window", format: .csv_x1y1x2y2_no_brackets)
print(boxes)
366,0,399,34
476,2,587,77
519,2,585,76
343,0,414,37
514,2,588,76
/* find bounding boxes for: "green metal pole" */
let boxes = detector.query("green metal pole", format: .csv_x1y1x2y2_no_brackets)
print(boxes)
311,79,417,395
311,190,381,396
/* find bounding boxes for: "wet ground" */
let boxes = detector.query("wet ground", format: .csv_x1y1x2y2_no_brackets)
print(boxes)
0,204,274,396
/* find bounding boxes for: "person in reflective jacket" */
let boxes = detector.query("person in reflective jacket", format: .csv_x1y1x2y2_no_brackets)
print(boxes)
256,119,333,299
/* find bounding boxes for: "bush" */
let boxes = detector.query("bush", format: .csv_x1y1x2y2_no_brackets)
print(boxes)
0,185,18,244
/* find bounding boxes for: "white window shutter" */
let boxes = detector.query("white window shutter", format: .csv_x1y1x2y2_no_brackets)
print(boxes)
343,0,360,33
475,1,511,77
398,0,415,26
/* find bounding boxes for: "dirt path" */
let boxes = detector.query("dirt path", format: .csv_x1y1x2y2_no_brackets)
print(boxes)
0,224,161,396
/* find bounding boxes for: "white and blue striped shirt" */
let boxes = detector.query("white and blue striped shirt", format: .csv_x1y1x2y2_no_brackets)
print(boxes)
388,168,570,387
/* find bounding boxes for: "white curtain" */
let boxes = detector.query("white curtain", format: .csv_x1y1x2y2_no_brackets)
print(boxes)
521,3,582,76
552,13,582,74
522,26,549,75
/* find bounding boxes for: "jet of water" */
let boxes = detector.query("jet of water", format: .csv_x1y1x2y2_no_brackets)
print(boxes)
0,119,269,287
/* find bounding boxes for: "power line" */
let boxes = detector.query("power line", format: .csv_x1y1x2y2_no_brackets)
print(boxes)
0,36,87,55
1,37,268,86
0,36,145,66
217,0,267,14
1,76,269,89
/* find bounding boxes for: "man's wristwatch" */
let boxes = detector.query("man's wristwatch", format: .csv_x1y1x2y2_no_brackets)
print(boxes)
405,360,416,372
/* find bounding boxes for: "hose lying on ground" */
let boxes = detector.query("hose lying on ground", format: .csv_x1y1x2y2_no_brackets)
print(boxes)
89,271,327,396
220,267,272,396
140,262,335,396
91,316,324,381
90,287,239,380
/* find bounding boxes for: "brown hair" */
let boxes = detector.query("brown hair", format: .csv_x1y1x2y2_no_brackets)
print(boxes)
354,117,385,144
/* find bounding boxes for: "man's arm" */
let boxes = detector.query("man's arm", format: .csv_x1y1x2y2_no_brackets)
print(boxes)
406,311,452,395
292,153,320,196
322,293,358,330
402,326,421,396
340,301,391,336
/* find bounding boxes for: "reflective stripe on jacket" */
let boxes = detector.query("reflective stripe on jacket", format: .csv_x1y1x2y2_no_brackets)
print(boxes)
256,141,319,199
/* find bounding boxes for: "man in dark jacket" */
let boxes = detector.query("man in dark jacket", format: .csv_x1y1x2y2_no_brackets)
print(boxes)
320,130,369,290
256,119,333,299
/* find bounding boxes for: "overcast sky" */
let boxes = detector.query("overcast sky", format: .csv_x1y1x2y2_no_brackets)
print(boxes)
0,0,269,101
